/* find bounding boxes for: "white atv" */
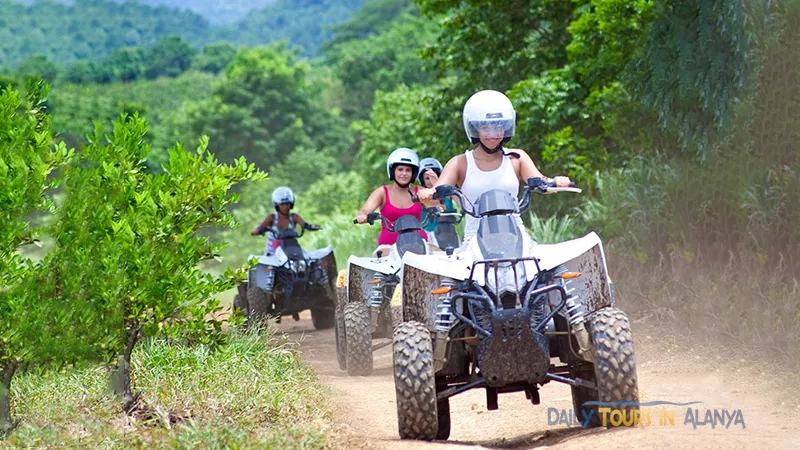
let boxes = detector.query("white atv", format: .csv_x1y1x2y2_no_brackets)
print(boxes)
392,178,639,440
234,224,337,329
335,212,447,376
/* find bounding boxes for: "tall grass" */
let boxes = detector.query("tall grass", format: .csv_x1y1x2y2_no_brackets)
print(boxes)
4,329,331,449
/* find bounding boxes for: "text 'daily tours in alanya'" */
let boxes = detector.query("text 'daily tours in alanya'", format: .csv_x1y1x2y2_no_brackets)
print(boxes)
548,399,746,430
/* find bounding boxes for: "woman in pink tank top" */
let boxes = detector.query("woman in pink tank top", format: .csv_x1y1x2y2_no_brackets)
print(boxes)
355,148,428,246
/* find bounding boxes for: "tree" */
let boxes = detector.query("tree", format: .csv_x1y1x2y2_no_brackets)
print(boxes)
50,114,264,411
325,7,437,119
0,80,71,431
64,60,99,83
16,54,59,82
192,42,237,74
186,44,351,171
144,35,196,79
99,46,146,82
629,0,753,154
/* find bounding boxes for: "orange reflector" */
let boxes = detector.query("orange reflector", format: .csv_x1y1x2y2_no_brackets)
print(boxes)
367,279,381,285
431,287,452,295
560,272,582,279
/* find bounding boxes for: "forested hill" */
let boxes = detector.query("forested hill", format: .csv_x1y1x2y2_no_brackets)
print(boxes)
0,0,211,66
0,0,364,66
214,0,364,57
13,0,279,24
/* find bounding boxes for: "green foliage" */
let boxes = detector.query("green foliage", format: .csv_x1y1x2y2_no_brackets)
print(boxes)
418,0,573,93
0,81,71,430
567,0,656,89
49,113,264,407
191,42,237,74
354,84,459,184
325,9,436,118
185,45,351,172
629,0,754,154
299,172,380,269
61,36,199,84
324,0,415,49
525,212,580,245
51,70,216,150
143,36,196,79
15,55,60,82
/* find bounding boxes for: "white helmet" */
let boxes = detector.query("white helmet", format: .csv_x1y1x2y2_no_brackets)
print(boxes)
462,90,516,144
386,147,420,182
418,157,443,184
271,186,294,209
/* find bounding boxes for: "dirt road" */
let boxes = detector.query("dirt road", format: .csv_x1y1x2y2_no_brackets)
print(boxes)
278,313,800,450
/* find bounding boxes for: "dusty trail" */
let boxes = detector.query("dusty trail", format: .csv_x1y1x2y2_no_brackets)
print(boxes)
278,313,800,450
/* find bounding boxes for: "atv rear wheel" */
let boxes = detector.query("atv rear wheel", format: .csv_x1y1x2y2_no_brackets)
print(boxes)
311,308,335,330
393,321,438,441
344,303,373,376
572,307,639,428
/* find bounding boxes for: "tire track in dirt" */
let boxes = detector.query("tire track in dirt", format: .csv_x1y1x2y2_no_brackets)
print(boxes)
279,313,800,450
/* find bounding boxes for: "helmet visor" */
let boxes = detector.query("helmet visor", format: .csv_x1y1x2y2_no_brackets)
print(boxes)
468,119,515,139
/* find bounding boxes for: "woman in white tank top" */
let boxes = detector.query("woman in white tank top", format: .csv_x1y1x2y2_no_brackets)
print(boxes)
417,90,571,240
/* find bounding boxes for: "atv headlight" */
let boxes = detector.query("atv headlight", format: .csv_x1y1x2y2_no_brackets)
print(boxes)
290,260,306,273
485,262,527,297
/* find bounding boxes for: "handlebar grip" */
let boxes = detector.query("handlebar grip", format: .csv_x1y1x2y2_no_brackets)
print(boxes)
411,195,420,203
352,219,359,224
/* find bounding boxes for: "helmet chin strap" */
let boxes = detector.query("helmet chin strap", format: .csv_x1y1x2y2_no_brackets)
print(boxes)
395,180,411,189
479,141,503,154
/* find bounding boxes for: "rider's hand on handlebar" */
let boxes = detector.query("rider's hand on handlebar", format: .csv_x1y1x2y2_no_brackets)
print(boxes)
355,212,368,224
250,229,261,236
416,188,436,205
552,176,571,187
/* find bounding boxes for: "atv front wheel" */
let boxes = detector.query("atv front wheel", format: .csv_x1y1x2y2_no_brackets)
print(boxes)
572,307,639,428
344,302,373,376
311,307,335,330
247,285,272,324
393,321,438,441
334,308,347,370
436,397,451,440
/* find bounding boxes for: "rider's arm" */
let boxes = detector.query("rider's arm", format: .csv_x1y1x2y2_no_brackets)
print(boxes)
251,214,274,236
434,154,465,187
291,213,306,228
514,149,546,180
355,186,385,223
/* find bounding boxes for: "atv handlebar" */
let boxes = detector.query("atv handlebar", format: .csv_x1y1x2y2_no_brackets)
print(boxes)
353,212,381,225
415,177,581,218
258,222,321,239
